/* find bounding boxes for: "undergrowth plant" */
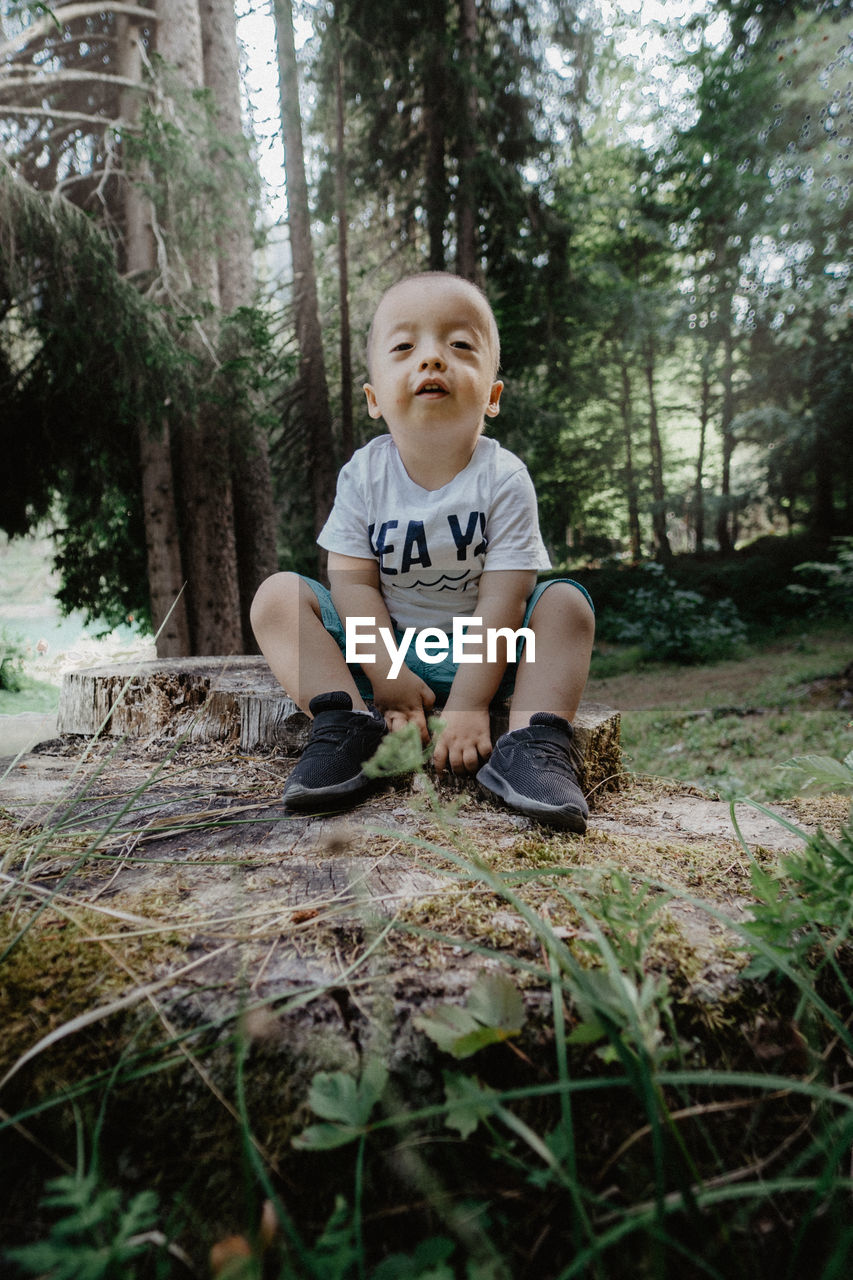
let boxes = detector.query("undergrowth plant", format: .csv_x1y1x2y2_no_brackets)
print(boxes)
601,563,748,663
0,625,25,692
4,681,853,1278
789,537,853,619
5,1169,168,1280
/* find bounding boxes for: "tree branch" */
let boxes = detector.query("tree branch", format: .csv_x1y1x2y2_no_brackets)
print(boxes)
0,104,136,127
0,5,156,62
0,70,144,93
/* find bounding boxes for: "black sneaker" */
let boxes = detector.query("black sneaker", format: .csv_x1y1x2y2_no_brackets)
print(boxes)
476,713,588,833
282,691,387,812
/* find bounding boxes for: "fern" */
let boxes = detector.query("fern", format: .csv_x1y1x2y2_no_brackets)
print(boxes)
5,1171,163,1280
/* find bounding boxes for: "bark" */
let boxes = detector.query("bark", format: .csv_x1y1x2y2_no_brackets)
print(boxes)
644,335,672,562
199,0,279,649
813,417,835,542
155,0,242,653
0,4,154,60
333,15,354,463
273,0,337,542
619,355,642,562
56,656,622,797
137,426,193,655
118,13,191,658
693,353,711,557
456,0,478,281
423,29,448,273
716,299,736,556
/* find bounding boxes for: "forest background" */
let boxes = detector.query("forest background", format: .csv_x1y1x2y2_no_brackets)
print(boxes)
0,0,851,662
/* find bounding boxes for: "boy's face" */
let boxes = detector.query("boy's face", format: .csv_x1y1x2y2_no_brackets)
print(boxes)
364,277,503,455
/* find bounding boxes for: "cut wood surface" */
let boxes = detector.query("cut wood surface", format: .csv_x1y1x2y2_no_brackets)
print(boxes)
57,656,622,803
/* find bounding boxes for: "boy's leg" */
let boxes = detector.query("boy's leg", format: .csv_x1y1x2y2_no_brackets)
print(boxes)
509,581,595,729
477,582,594,833
250,573,386,811
250,571,370,715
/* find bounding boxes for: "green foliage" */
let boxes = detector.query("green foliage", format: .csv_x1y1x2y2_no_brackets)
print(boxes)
292,1058,388,1151
7,735,853,1277
284,745,853,1274
371,1235,455,1279
0,626,25,692
790,538,853,619
777,750,853,800
4,1170,165,1280
743,751,853,976
1,37,278,629
362,720,432,778
0,167,192,625
414,970,525,1059
601,563,747,663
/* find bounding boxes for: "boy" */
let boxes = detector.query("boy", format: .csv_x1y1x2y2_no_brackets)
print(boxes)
250,272,595,831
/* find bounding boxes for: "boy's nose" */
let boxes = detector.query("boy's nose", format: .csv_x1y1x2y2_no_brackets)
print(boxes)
420,353,446,370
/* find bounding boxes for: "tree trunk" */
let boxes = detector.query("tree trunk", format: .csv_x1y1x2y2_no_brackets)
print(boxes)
56,657,622,799
199,0,279,649
716,303,736,556
118,13,191,658
156,0,242,653
693,351,711,557
423,22,449,272
813,416,834,543
333,13,354,463
456,0,478,281
619,355,642,561
644,337,671,561
273,0,337,543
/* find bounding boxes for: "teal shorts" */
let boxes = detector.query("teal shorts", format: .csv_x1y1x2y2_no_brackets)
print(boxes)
301,575,593,702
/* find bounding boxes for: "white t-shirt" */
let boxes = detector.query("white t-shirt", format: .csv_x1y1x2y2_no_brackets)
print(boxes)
317,434,551,633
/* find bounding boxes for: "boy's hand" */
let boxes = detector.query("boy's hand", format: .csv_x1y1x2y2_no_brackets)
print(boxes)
432,707,492,775
370,667,436,742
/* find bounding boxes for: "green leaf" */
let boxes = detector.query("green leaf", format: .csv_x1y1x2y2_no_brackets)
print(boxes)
566,1018,606,1046
307,1071,364,1124
466,971,525,1034
292,1121,366,1151
443,1071,498,1138
372,1235,456,1279
467,1261,510,1280
306,1059,388,1127
777,754,853,796
414,971,526,1059
446,1026,519,1058
293,1059,388,1149
414,1004,482,1055
363,722,425,777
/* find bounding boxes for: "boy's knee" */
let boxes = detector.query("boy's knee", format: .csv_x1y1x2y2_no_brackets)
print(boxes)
535,582,595,636
250,571,303,633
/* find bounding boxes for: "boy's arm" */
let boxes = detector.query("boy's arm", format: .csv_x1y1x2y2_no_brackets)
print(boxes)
327,551,435,739
433,569,536,775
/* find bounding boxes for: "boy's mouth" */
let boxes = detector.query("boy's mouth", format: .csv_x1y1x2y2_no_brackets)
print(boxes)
415,379,449,397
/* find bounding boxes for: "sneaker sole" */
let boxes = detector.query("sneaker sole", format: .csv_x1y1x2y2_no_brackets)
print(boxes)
477,765,588,834
282,770,380,813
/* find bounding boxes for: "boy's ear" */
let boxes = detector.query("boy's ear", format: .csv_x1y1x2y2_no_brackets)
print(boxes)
485,380,504,419
363,383,384,420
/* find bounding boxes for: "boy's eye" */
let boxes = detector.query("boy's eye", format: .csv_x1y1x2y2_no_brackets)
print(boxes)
391,341,413,352
451,340,474,350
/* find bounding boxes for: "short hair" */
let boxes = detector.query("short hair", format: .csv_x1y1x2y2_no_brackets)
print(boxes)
366,271,501,380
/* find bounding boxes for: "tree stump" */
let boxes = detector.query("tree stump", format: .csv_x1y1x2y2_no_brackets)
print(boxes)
57,656,622,801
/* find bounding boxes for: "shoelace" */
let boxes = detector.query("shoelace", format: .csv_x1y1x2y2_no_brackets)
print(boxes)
302,717,381,757
523,734,573,770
